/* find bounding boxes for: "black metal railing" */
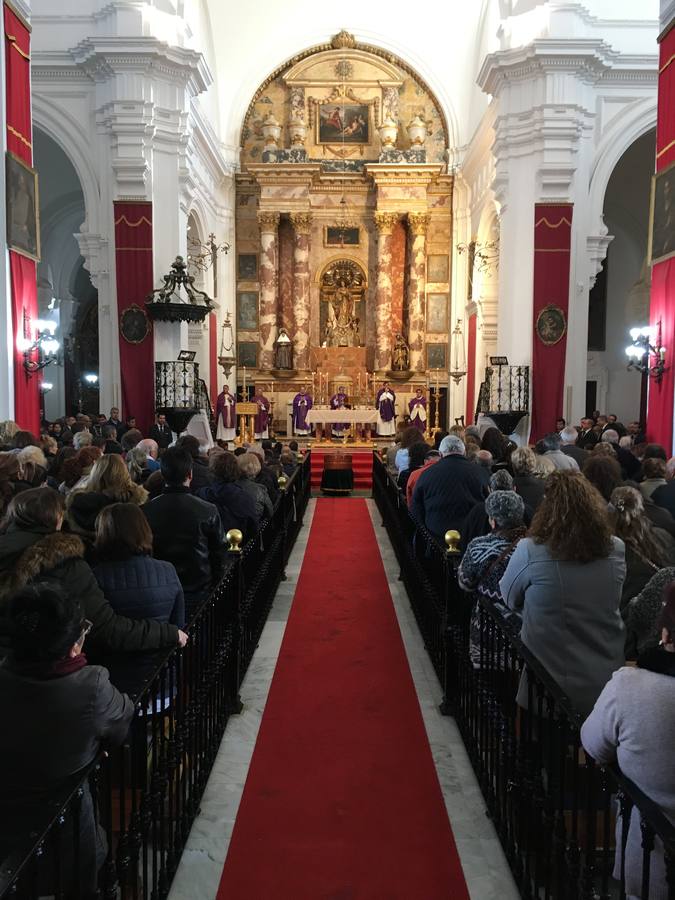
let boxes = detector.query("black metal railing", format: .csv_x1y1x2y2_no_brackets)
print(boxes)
0,453,311,900
373,453,675,900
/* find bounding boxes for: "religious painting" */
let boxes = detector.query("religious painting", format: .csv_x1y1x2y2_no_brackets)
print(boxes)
536,305,567,346
237,341,258,368
237,291,259,331
427,254,449,283
324,226,360,247
426,293,448,333
317,103,370,144
6,152,40,261
649,160,675,265
426,343,447,370
237,253,258,280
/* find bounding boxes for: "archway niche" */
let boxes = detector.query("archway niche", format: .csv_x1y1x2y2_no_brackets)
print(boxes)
586,128,656,424
33,127,98,419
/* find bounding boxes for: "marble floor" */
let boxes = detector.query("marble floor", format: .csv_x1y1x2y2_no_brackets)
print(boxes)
169,498,520,900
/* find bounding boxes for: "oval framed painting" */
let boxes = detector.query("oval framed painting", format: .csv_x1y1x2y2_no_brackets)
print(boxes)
535,305,567,346
120,305,151,344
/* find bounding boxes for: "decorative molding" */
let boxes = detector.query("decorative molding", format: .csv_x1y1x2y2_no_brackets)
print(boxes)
289,212,313,234
408,212,429,236
587,223,614,288
373,211,400,234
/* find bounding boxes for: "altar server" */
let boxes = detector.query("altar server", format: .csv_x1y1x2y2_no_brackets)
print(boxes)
409,388,427,433
216,384,236,442
376,382,397,436
292,386,313,436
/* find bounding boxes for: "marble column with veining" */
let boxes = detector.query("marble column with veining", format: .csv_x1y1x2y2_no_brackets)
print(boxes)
257,211,280,370
290,212,312,372
374,212,399,372
408,213,429,372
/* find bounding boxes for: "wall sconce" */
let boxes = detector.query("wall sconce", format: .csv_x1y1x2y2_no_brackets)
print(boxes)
18,316,60,376
39,382,53,393
625,323,667,384
84,373,99,386
450,319,467,385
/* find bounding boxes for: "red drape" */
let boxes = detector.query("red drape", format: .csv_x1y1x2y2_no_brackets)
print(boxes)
465,313,477,424
530,204,573,442
113,201,155,433
4,3,38,433
209,312,218,407
647,25,675,452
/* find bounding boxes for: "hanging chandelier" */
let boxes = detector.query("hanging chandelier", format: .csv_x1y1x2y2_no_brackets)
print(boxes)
218,312,236,378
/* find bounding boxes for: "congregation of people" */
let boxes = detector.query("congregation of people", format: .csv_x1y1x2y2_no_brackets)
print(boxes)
391,410,675,897
0,405,302,886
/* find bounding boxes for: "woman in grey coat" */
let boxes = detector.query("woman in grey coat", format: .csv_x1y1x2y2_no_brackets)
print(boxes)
499,470,626,717
581,596,675,900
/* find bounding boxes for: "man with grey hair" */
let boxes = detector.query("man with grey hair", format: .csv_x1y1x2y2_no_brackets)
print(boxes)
72,430,93,452
539,432,579,471
136,438,160,472
601,428,640,479
411,433,489,540
460,468,532,550
560,425,588,468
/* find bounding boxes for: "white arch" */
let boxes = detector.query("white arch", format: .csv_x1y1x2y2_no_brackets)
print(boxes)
31,96,100,233
588,97,657,233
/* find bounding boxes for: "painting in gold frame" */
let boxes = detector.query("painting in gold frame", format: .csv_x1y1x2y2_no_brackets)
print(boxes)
426,293,448,334
6,152,40,262
648,158,675,266
426,342,447,370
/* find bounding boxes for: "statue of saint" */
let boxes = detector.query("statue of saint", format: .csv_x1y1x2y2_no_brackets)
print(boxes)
274,328,293,369
391,333,410,371
325,278,360,347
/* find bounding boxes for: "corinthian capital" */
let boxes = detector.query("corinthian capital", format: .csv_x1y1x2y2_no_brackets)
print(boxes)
257,210,281,231
408,212,429,236
289,212,313,234
373,211,400,235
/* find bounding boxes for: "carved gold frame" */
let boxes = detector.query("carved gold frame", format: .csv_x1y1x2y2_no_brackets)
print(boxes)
308,87,379,150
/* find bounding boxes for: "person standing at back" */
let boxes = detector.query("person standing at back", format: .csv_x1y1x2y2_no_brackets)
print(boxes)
143,447,225,613
410,435,489,541
149,413,172,450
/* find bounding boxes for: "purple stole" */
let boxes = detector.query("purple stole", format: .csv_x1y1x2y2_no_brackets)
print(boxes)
376,388,396,422
293,393,313,430
330,393,348,431
253,395,270,434
216,391,236,428
409,396,427,431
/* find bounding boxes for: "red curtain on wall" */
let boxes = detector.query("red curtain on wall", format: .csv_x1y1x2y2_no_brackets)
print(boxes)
113,201,155,433
4,3,39,433
465,313,477,424
209,312,218,407
646,24,675,452
530,204,573,442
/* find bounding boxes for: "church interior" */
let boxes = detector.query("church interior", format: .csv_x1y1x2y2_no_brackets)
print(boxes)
0,0,674,898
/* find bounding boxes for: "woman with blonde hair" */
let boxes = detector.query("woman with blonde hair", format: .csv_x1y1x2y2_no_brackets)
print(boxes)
610,485,674,609
510,446,547,511
66,453,147,539
500,470,626,716
237,452,273,519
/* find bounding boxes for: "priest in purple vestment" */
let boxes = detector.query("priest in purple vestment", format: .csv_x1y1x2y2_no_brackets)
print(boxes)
292,386,313,435
409,388,427,433
375,382,397,436
216,384,237,442
252,390,271,439
330,387,349,437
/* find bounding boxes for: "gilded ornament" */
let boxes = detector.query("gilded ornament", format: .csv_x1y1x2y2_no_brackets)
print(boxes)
408,212,429,235
290,212,313,234
373,211,400,234
257,211,281,231
331,30,357,50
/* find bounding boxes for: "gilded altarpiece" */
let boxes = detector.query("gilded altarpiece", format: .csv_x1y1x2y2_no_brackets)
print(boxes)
235,31,453,426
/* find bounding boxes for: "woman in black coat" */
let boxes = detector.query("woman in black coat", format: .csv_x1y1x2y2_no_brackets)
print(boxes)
197,451,259,540
92,503,185,629
0,488,185,655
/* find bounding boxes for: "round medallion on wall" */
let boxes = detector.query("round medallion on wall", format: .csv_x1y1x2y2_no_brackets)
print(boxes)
535,305,567,346
120,305,150,344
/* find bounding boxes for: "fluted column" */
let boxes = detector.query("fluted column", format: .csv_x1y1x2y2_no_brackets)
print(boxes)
374,212,399,371
407,212,429,372
257,211,280,370
290,212,312,371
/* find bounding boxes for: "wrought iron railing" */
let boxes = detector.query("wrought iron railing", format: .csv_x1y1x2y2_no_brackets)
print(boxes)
373,453,675,900
0,453,311,900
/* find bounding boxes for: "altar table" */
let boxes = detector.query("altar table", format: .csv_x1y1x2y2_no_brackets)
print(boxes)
306,407,378,441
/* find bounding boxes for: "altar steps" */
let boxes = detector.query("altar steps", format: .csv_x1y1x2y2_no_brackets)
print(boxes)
309,449,374,491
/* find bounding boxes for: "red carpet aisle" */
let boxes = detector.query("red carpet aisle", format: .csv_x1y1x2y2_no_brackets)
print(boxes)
217,499,469,900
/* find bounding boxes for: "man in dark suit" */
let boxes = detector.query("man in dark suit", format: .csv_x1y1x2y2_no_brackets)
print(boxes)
561,426,589,467
411,435,489,541
149,413,173,450
577,417,598,449
107,407,124,440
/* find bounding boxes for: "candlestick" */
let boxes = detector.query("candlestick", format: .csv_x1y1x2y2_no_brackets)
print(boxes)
242,366,246,400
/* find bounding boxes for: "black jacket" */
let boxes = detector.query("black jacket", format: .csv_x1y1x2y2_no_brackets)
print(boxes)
577,429,598,449
188,457,213,493
0,526,179,654
513,474,547,512
196,480,259,540
149,423,172,450
256,465,279,503
93,555,185,629
143,487,225,601
561,444,589,468
651,481,675,521
411,456,489,541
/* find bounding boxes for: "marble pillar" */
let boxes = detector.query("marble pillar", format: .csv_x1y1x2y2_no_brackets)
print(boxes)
290,212,312,372
374,212,399,372
257,211,280,370
407,213,429,372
